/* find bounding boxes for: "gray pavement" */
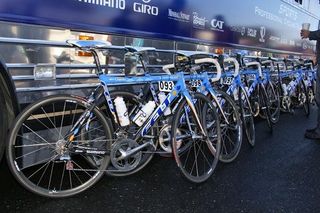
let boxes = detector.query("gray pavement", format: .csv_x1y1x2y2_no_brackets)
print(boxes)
1,106,320,213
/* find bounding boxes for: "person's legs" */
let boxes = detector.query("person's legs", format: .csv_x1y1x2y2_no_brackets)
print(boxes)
305,65,320,139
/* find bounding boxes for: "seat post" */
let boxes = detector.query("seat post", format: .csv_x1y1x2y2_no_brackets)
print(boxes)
91,49,103,75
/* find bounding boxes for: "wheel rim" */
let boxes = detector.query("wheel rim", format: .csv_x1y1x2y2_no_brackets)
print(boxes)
8,97,111,197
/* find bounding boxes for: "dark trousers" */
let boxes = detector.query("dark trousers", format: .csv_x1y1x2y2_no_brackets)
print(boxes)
316,66,320,130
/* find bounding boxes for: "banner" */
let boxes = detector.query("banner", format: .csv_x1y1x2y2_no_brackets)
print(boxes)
0,0,318,54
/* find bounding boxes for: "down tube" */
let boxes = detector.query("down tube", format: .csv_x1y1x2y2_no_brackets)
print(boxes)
182,91,207,136
139,79,184,138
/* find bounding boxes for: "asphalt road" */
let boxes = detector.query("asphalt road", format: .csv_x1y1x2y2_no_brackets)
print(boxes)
1,106,320,213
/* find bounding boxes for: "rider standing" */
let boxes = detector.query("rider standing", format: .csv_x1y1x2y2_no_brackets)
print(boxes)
301,28,320,139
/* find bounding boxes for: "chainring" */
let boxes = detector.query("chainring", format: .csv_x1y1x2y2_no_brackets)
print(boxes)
110,138,142,171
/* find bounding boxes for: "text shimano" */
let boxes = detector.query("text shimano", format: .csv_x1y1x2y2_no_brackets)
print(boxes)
77,0,126,10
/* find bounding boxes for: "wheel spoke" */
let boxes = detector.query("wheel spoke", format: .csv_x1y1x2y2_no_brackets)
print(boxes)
59,101,67,139
22,124,53,147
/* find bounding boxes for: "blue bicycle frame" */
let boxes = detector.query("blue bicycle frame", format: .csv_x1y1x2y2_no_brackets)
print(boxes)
186,72,229,123
98,72,208,140
279,69,304,96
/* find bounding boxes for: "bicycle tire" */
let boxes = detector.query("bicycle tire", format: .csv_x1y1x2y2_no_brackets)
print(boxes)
259,82,280,124
172,92,221,183
6,95,112,198
215,90,242,163
238,87,256,147
259,84,273,131
0,88,7,162
297,81,310,117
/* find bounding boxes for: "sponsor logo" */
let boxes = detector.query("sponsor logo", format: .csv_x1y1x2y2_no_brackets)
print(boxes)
133,0,158,16
230,26,246,36
280,37,288,45
241,27,246,36
192,12,207,29
289,40,295,46
259,26,266,43
247,28,257,38
168,9,190,22
77,0,126,10
210,19,224,32
269,35,280,41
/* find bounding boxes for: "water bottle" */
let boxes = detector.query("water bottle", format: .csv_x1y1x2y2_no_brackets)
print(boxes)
244,86,249,95
158,92,171,116
132,101,156,127
288,81,296,94
233,88,239,101
114,97,130,126
281,83,288,96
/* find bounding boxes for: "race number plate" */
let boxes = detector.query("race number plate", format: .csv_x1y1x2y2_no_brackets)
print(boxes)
247,74,256,81
223,77,234,85
159,81,174,92
190,79,202,88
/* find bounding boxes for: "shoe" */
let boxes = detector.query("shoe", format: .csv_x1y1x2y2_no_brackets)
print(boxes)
304,130,320,140
306,127,319,133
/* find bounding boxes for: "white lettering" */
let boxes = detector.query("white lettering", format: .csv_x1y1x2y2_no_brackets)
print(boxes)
279,4,297,21
247,28,257,37
193,12,207,28
168,9,190,22
255,6,283,24
77,0,125,10
133,1,158,16
210,19,224,32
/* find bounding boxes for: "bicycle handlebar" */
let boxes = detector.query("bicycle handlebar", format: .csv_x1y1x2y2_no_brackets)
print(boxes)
304,62,314,70
162,58,222,82
244,61,263,77
162,64,175,74
274,61,287,72
261,60,275,71
224,57,239,77
194,58,221,82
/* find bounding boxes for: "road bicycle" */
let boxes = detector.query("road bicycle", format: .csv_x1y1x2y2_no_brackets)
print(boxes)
259,59,281,123
275,59,309,116
240,61,273,131
219,56,256,147
162,55,243,163
6,40,222,197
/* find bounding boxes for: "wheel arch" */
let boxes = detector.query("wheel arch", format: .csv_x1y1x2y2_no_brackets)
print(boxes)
0,58,20,123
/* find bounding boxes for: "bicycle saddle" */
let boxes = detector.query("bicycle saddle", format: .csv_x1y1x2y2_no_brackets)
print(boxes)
66,40,112,49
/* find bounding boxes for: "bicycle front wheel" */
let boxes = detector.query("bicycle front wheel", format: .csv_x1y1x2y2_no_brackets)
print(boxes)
239,87,256,147
215,90,242,163
6,95,112,198
259,82,280,124
172,93,221,183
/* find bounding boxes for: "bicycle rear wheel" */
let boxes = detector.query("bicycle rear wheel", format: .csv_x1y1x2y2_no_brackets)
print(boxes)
6,95,112,198
172,93,221,183
296,81,310,116
259,84,273,131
